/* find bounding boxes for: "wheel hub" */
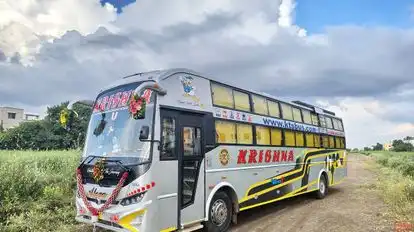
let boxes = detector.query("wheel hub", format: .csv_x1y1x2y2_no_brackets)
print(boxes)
319,180,325,193
211,199,228,226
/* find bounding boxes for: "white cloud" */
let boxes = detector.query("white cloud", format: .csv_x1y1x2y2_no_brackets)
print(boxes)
322,98,414,148
0,0,413,148
0,0,118,65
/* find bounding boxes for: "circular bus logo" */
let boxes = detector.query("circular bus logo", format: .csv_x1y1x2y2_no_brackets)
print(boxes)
219,149,230,166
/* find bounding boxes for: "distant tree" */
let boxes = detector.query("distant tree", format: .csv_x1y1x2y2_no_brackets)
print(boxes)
0,120,3,133
0,101,92,150
352,148,359,152
0,120,53,150
403,136,414,141
44,101,92,149
392,139,414,152
363,147,371,151
372,143,383,151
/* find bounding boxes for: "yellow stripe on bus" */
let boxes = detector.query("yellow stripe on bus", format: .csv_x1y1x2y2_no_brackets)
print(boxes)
240,179,319,211
118,209,146,232
242,149,328,197
241,151,339,202
160,227,176,232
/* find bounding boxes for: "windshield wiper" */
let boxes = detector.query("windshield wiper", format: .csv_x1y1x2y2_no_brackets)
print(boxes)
79,155,149,170
79,155,131,172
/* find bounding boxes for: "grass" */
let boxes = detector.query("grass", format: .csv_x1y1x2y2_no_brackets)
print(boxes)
2,150,413,231
0,150,88,232
360,151,414,224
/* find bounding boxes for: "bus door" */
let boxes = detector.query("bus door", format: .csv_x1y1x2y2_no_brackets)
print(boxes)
177,112,205,228
159,109,205,230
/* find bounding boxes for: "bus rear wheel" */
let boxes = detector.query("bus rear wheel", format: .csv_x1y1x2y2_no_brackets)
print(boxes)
206,191,232,232
315,174,328,199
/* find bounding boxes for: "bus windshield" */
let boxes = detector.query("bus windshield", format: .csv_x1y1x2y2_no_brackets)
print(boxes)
83,82,155,162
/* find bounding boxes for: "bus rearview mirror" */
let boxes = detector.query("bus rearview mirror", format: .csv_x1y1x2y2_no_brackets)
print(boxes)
139,126,150,141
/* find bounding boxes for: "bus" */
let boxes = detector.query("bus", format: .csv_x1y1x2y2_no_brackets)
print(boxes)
60,68,347,232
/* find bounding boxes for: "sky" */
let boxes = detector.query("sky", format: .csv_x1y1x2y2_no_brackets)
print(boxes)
1,0,414,149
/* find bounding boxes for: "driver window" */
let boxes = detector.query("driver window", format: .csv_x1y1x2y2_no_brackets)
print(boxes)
183,127,201,156
160,117,176,159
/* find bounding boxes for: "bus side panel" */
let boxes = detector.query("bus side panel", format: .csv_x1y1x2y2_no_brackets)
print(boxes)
206,148,346,211
237,149,343,210
205,146,309,210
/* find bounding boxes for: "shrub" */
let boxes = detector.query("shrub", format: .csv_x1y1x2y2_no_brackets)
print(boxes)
0,150,85,232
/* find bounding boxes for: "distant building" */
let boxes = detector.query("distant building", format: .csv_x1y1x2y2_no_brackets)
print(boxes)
24,113,40,121
383,142,393,151
0,106,40,130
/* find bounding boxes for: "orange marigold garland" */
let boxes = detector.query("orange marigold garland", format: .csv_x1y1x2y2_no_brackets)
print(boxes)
92,158,105,183
128,93,146,119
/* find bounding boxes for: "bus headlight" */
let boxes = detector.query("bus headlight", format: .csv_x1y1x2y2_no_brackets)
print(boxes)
120,192,145,206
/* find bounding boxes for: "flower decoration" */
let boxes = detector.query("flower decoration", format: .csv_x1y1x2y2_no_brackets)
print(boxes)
92,158,106,183
128,93,146,119
59,109,68,127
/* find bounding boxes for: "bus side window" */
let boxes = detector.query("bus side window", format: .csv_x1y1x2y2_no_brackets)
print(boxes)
311,113,319,126
160,117,176,159
335,137,341,148
314,134,321,147
322,136,329,148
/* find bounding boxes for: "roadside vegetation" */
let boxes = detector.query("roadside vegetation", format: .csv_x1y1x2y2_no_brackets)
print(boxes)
0,150,86,232
356,150,414,224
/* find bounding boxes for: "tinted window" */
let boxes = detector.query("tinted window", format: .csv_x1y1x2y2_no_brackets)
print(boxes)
160,117,176,159
268,101,280,118
281,103,294,120
211,83,234,108
252,95,269,115
215,120,236,144
292,108,302,122
183,127,201,156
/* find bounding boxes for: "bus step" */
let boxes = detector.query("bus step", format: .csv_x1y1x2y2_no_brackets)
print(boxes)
183,177,195,182
183,190,193,196
180,223,204,232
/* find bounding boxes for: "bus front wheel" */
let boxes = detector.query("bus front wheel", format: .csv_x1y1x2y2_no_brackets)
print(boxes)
206,191,232,232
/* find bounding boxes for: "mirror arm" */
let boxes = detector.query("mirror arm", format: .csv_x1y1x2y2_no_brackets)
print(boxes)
67,99,94,110
132,82,167,96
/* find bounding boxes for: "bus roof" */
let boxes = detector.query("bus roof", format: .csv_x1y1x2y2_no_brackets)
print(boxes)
101,68,343,120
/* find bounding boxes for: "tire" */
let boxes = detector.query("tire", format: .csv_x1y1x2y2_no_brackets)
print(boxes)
205,191,232,232
315,174,328,199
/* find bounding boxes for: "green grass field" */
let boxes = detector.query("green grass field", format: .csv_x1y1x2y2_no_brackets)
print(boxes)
359,151,414,223
1,150,413,231
363,151,414,178
0,150,85,232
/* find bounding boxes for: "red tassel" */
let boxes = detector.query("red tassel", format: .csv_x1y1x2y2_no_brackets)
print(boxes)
122,172,129,179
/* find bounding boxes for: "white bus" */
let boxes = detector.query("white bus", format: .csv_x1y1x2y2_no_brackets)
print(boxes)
61,68,347,232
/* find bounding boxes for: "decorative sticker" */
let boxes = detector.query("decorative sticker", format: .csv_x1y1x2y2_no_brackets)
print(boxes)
219,149,230,166
178,75,205,108
213,107,345,137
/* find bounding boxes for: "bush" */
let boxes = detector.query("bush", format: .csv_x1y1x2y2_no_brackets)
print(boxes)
0,150,84,232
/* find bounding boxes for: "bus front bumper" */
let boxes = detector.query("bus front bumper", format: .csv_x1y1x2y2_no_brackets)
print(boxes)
75,197,152,232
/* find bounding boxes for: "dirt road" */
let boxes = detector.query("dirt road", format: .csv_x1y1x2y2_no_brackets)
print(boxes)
230,153,395,232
